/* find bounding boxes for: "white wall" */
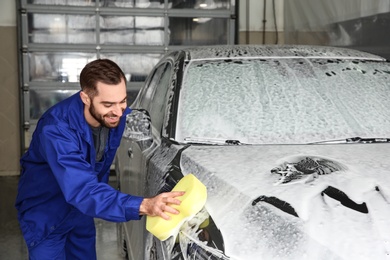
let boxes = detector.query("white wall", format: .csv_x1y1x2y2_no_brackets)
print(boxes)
0,0,16,26
0,0,19,176
239,0,284,32
285,0,390,29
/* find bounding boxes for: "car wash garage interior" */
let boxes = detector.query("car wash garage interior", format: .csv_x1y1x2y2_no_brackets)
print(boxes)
1,0,390,259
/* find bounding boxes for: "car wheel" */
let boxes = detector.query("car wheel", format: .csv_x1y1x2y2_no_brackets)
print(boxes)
116,222,128,259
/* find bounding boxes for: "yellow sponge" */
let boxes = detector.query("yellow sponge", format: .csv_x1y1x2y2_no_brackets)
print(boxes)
146,174,207,241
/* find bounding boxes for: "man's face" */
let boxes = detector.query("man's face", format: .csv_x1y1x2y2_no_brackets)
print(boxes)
83,79,127,128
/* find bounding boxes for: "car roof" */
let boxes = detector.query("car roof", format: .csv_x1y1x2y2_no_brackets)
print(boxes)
181,45,386,62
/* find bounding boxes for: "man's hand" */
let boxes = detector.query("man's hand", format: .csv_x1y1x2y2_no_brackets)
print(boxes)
139,191,185,220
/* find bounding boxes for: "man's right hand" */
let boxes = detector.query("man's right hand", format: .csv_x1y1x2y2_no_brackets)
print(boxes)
139,191,185,220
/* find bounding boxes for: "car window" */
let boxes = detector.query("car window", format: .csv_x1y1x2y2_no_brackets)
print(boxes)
176,58,390,144
139,64,165,110
147,62,172,134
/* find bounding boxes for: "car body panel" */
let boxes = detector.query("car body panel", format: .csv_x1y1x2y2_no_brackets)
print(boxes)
115,137,147,259
116,45,390,260
182,45,386,61
180,143,390,259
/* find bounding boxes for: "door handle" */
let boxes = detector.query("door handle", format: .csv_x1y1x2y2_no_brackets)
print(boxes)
127,147,133,158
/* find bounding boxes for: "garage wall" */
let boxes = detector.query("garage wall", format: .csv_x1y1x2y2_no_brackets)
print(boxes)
238,0,285,44
283,0,390,59
0,0,20,176
0,0,285,176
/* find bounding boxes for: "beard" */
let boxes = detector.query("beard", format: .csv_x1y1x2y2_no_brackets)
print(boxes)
89,102,121,128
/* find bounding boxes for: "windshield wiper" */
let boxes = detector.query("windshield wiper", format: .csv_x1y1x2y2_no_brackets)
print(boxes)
184,137,243,145
225,139,242,145
347,137,390,143
309,137,390,144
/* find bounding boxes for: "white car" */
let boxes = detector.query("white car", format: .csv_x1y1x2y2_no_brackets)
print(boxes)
115,45,390,260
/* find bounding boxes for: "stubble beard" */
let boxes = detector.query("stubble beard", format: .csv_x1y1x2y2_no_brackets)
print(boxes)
89,102,120,129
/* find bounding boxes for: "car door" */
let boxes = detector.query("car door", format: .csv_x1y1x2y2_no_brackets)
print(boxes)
121,60,174,259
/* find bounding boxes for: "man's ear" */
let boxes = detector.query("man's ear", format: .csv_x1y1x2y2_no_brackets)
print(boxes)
80,91,91,106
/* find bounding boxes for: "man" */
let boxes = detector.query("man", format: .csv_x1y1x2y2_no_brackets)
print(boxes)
15,59,184,259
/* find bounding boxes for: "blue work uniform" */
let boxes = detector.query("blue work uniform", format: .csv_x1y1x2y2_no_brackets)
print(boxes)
15,92,143,259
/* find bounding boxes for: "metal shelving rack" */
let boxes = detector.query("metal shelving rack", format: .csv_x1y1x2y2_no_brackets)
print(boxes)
17,0,237,152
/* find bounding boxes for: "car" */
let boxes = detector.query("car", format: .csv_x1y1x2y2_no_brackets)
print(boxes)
115,44,390,260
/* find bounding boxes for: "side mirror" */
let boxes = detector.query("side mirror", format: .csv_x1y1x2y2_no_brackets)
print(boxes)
123,109,152,142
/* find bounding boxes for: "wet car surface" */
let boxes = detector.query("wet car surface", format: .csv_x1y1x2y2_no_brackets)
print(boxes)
115,45,390,259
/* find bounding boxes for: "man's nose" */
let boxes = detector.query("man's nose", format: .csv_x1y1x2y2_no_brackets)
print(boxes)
112,104,124,116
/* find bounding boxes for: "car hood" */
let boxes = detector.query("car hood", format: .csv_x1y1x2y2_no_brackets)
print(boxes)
180,143,390,260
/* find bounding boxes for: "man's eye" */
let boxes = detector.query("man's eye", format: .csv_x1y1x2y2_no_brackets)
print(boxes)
104,104,112,108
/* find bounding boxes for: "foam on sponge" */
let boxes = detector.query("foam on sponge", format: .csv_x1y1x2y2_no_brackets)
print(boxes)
146,174,207,241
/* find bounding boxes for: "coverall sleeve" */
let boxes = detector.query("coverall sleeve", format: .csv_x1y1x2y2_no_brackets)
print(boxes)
39,124,143,222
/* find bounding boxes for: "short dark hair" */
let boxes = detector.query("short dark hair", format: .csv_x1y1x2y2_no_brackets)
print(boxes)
80,59,126,98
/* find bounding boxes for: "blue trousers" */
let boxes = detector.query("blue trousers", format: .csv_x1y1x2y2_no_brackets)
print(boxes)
28,209,96,260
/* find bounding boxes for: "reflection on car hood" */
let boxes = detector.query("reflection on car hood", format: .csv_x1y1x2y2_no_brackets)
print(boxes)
180,144,390,259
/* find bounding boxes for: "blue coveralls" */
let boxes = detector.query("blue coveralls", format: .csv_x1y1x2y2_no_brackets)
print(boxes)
15,92,143,259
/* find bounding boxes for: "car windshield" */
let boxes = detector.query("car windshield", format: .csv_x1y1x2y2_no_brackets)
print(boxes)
176,58,390,144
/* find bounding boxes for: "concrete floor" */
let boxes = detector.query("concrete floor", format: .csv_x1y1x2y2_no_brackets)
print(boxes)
0,176,126,260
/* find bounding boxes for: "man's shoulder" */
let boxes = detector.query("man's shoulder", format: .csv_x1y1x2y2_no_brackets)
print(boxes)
38,92,85,131
41,92,80,118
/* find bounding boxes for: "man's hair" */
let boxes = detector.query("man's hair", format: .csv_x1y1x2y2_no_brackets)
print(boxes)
80,59,126,98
